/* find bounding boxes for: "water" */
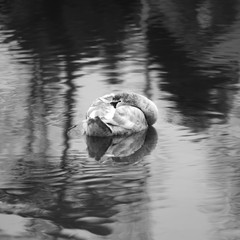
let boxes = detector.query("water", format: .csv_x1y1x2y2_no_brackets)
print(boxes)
0,0,240,239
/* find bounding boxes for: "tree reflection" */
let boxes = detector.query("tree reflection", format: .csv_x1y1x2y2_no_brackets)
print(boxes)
1,0,240,239
144,0,240,131
0,1,155,239
1,0,240,134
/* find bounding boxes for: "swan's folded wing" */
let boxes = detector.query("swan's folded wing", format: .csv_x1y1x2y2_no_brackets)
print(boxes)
83,117,112,136
87,101,115,120
105,105,148,134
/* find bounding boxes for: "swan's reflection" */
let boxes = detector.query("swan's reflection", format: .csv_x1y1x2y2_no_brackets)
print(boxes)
85,127,158,164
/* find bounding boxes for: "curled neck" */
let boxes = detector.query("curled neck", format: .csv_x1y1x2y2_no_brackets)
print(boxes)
113,92,158,125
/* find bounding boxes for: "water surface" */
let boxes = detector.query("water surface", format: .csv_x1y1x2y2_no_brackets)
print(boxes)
0,1,240,240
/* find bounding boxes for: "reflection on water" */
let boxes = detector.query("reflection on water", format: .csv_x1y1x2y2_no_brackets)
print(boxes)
85,127,158,163
0,0,240,239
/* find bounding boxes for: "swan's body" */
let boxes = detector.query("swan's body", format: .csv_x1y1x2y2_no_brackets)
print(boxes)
82,92,158,136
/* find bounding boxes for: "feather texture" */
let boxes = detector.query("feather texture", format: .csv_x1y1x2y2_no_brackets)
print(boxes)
83,92,158,136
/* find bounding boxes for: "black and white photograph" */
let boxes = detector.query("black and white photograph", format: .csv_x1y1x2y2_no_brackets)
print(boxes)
0,1,240,240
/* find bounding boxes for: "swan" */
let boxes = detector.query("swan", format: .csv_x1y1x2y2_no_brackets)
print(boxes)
82,92,158,136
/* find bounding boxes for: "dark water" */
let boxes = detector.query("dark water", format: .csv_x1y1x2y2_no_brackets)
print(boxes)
0,0,240,239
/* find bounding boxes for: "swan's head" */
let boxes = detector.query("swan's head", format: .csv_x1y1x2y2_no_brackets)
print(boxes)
112,92,158,125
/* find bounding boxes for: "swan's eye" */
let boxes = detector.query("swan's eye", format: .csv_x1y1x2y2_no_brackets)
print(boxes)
110,100,120,108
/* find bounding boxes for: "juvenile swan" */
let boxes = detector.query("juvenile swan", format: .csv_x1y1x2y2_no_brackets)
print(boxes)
83,92,158,136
